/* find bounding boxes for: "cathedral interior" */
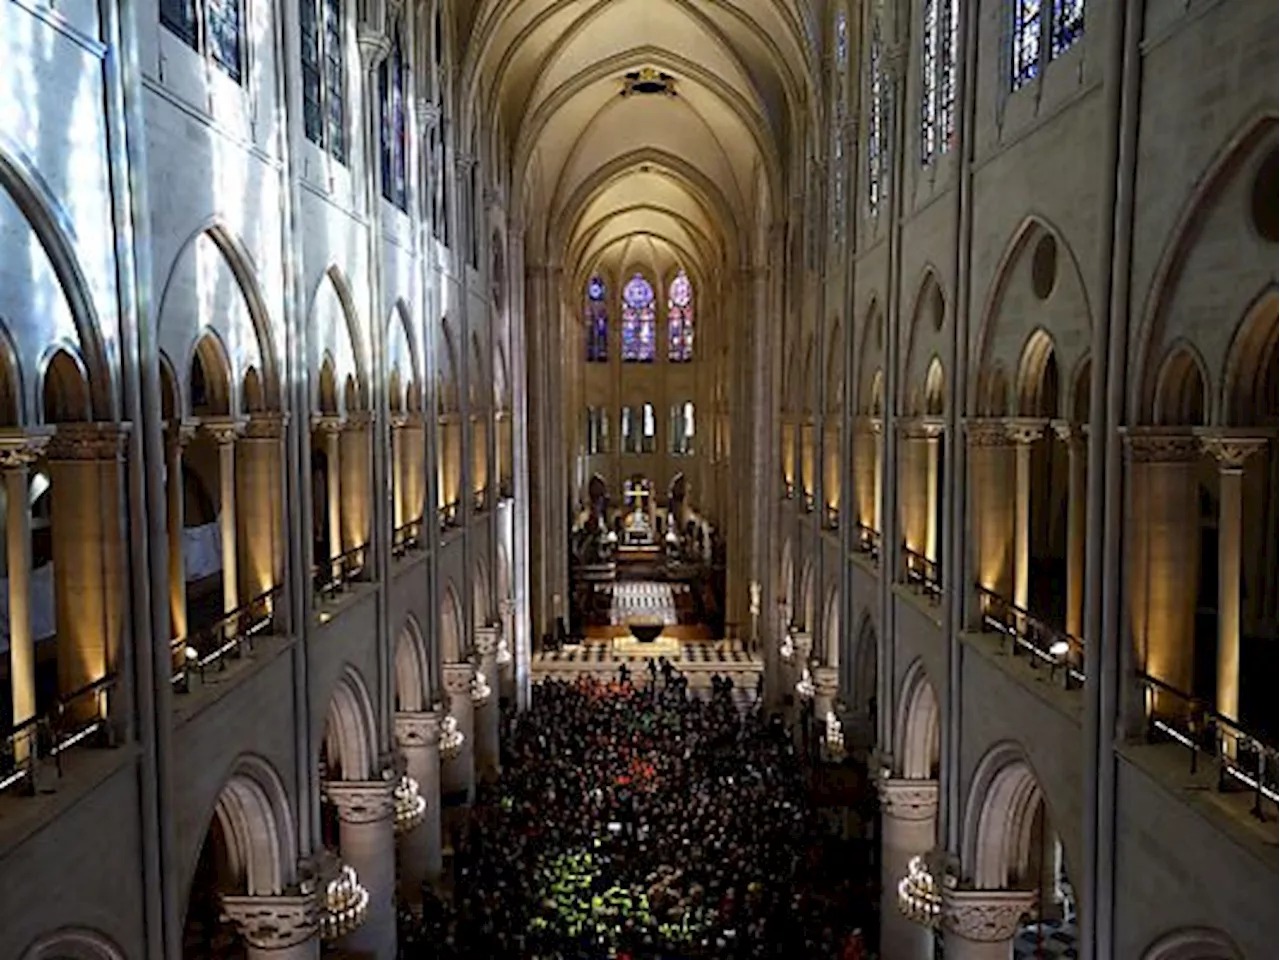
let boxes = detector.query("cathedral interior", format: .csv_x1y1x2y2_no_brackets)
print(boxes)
0,0,1275,958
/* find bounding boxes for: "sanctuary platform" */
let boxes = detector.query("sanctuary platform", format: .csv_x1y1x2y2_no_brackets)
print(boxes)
532,637,762,692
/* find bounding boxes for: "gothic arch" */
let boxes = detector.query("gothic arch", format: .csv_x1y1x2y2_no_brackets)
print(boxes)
1141,928,1244,960
0,320,24,426
1221,288,1278,426
846,610,878,720
798,557,816,632
395,615,431,712
323,666,379,782
38,344,92,424
901,267,947,411
894,659,940,780
821,584,839,665
441,581,465,662
310,265,369,417
1153,340,1210,427
19,928,127,960
473,554,493,626
186,327,235,417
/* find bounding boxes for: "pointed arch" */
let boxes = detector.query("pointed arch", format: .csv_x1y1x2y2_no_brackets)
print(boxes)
39,345,91,424
324,665,378,781
1016,327,1059,418
19,928,128,960
0,321,23,427
1221,288,1278,426
197,755,298,899
848,610,878,719
310,265,369,417
961,742,1061,891
895,658,940,780
1140,928,1244,960
441,581,466,662
395,615,430,712
923,356,946,418
187,327,234,417
1153,341,1209,427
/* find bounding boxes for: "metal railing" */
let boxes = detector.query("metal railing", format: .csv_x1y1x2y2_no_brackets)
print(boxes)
438,501,460,532
392,518,424,559
1139,673,1278,814
171,586,283,689
473,488,488,513
855,524,881,563
1,675,116,795
824,504,840,530
313,544,369,602
903,547,942,602
803,492,816,513
976,585,1085,689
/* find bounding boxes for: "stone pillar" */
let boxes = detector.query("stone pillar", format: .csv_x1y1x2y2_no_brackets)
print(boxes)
474,628,501,782
965,421,1014,613
390,413,407,534
1052,422,1087,639
878,777,938,960
165,422,196,643
314,417,344,581
441,662,476,802
900,423,928,562
341,412,373,558
923,422,943,565
1125,432,1200,712
1201,436,1266,724
1005,420,1045,615
221,893,321,960
326,779,398,960
0,431,51,761
813,665,839,761
395,710,443,895
498,598,517,702
239,415,286,603
872,419,884,534
941,887,1037,960
204,418,246,629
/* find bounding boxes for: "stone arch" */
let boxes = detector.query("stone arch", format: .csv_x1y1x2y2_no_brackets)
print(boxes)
0,138,114,420
1221,288,1278,426
895,659,940,779
19,928,128,960
857,297,884,415
846,610,878,720
473,554,492,626
323,666,379,782
1068,352,1092,424
310,265,368,418
1153,341,1210,427
821,584,839,666
1016,327,1060,418
1134,115,1277,421
798,557,816,632
387,299,420,412
961,742,1065,892
158,350,181,422
922,356,945,417
902,267,948,411
0,320,24,426
39,345,92,424
438,318,461,413
195,754,298,899
317,353,339,414
1140,927,1244,960
441,581,465,662
187,327,234,417
395,615,430,712
241,366,266,414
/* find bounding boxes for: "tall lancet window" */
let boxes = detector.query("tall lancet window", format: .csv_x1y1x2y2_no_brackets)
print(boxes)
586,276,609,362
621,274,656,363
831,9,849,243
667,270,694,362
866,9,890,218
380,25,409,210
300,0,347,162
1011,1,1042,89
160,0,244,82
922,0,959,163
1051,0,1085,57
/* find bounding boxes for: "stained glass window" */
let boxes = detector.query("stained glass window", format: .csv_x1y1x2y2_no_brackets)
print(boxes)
667,270,694,362
380,26,409,210
922,0,959,164
622,274,656,363
159,0,240,83
323,0,347,163
587,407,609,454
586,276,609,362
641,403,656,453
831,10,849,244
301,0,323,144
670,401,695,455
160,0,198,48
835,10,849,69
1012,0,1042,89
1051,0,1084,57
867,14,888,218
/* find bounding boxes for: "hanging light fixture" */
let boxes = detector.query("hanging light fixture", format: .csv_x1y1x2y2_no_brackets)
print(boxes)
897,855,950,927
394,775,426,835
496,636,513,666
795,666,815,700
824,711,845,758
321,863,370,940
439,714,464,760
470,669,492,706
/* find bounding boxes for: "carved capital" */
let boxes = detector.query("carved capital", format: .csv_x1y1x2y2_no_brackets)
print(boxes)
1200,435,1268,472
389,412,410,430
474,627,500,659
311,414,345,436
0,428,52,470
165,419,199,453
395,710,442,748
499,597,517,618
47,422,132,461
346,410,375,429
941,888,1037,943
1122,429,1201,464
243,412,289,440
877,776,939,822
201,416,246,446
442,661,475,696
324,778,397,824
813,665,839,699
357,29,391,73
963,419,1011,448
1004,417,1048,446
901,418,945,440
221,893,320,949
416,101,441,135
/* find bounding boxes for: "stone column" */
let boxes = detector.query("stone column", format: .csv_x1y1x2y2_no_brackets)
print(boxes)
395,710,443,896
325,779,398,960
964,421,1014,617
813,665,839,761
878,777,938,960
341,412,373,560
498,598,517,701
204,418,246,630
165,421,196,643
239,415,287,603
1052,422,1087,639
221,893,321,960
941,887,1037,960
474,627,501,782
872,418,884,534
900,422,928,562
313,416,344,582
390,413,407,534
923,421,944,565
1005,419,1045,615
441,662,476,802
0,431,51,761
1201,436,1266,724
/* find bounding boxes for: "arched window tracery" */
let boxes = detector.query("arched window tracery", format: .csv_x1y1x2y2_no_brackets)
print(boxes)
622,274,656,363
667,270,694,362
586,275,608,362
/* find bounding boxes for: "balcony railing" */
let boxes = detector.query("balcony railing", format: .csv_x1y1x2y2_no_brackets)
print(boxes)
438,501,460,532
824,504,840,530
855,524,881,563
392,519,424,559
171,586,283,689
976,585,1085,689
803,492,816,513
313,544,369,602
1,675,116,796
903,547,942,602
1139,673,1278,813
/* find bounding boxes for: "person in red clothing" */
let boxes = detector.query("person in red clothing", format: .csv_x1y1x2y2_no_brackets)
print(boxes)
842,927,866,960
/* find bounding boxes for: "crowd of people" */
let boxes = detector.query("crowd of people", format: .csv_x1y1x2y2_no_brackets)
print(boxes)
401,668,873,959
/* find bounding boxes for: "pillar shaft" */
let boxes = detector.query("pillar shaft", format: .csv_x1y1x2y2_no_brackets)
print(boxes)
390,418,406,532
204,419,244,625
166,424,194,642
1054,424,1086,639
2,433,48,760
326,780,397,960
395,711,443,896
925,433,941,564
878,778,938,960
321,421,343,573
442,663,476,802
474,630,501,782
239,416,286,602
1013,439,1033,613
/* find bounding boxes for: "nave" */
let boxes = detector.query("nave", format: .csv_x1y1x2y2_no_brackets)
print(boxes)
400,674,875,960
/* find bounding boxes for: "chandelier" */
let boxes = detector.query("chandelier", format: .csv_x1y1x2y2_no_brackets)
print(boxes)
321,863,370,940
495,636,513,666
824,711,845,757
780,633,795,661
795,666,815,700
439,714,464,760
394,774,426,835
470,669,492,706
897,855,948,927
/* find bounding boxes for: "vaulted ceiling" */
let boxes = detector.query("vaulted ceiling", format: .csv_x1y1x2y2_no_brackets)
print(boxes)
461,0,819,290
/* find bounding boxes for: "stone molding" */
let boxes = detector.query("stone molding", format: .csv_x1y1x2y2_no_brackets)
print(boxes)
1123,430,1201,463
0,428,52,470
395,710,442,748
474,627,500,659
165,419,199,452
1049,419,1086,447
1200,435,1268,471
346,410,376,429
963,419,1009,448
47,422,132,461
442,661,475,696
311,414,346,435
324,778,397,824
1003,417,1048,446
941,888,1037,943
201,416,246,446
243,412,290,440
877,776,939,822
221,893,320,949
899,417,946,440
